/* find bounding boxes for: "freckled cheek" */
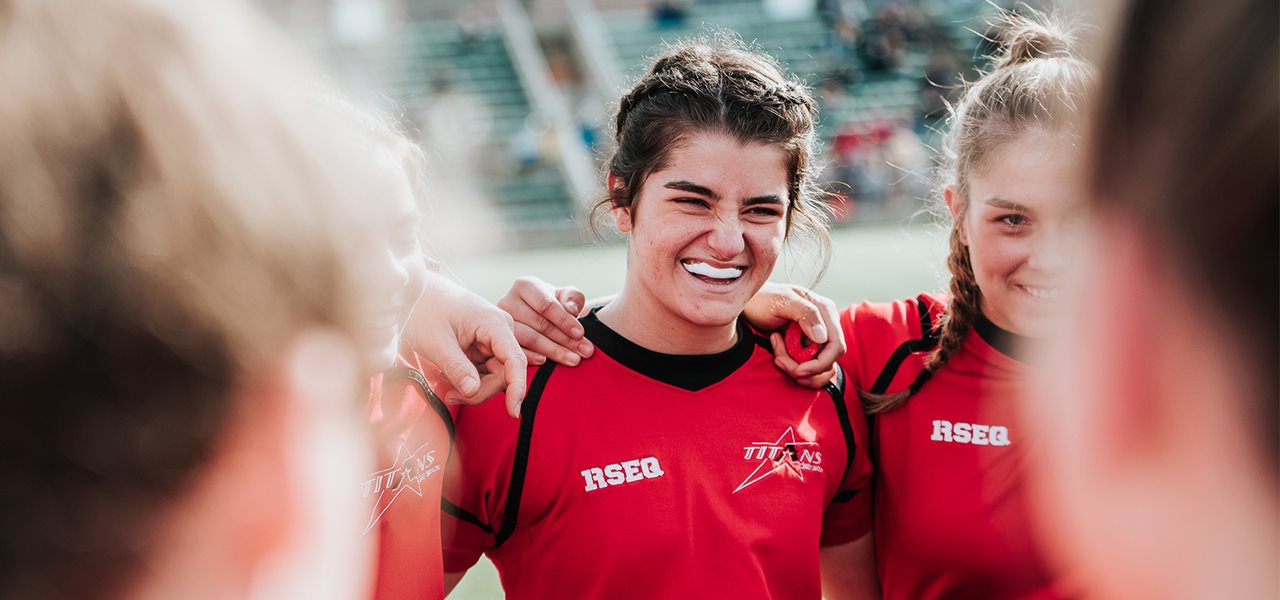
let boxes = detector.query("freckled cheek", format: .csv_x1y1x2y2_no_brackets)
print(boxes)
971,236,1029,280
632,231,681,284
745,228,785,272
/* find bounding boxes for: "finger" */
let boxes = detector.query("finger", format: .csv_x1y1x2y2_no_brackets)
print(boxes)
522,348,547,366
795,308,844,377
796,368,836,389
776,288,826,342
514,322,581,367
769,332,806,380
798,316,828,345
432,340,481,398
745,282,799,332
478,326,529,419
446,367,506,406
556,287,587,317
555,288,594,357
504,297,587,356
519,281,584,339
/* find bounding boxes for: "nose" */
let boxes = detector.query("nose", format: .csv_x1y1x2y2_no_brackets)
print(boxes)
705,213,746,260
367,244,411,304
1027,225,1069,275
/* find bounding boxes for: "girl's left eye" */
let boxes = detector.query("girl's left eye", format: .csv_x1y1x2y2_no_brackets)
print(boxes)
998,214,1029,227
745,206,782,218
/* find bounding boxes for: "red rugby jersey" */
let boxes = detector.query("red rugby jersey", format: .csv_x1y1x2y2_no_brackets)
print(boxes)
442,310,873,599
837,293,1064,599
365,352,458,600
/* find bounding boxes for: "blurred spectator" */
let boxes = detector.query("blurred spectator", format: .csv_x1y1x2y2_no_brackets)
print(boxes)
651,0,690,29
918,41,962,132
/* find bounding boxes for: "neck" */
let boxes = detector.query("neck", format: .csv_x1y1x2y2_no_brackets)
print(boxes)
598,288,739,355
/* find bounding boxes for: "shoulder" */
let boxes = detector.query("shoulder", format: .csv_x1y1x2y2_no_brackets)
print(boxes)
838,292,947,392
842,292,948,345
455,361,563,436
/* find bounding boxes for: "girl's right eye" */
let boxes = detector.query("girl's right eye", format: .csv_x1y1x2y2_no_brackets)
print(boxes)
673,197,710,208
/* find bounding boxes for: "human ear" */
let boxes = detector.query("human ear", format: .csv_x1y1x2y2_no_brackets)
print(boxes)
605,172,633,233
611,206,633,233
944,186,968,245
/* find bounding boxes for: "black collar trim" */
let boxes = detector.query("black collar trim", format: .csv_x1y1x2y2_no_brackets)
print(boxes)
974,313,1031,362
581,307,761,391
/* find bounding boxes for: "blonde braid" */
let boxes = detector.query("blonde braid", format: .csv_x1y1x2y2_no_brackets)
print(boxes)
926,226,982,373
861,224,980,414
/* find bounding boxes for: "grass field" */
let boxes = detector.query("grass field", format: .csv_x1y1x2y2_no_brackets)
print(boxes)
440,219,948,598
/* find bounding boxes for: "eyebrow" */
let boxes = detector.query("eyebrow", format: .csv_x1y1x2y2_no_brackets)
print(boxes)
663,180,786,207
664,180,719,200
744,195,785,207
983,198,1030,212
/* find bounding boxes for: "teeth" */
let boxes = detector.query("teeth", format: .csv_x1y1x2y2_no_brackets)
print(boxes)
1022,286,1059,300
682,261,745,280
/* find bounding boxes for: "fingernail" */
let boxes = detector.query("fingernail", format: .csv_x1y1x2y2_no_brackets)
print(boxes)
564,353,581,366
576,341,593,355
811,323,828,343
461,375,478,394
532,355,546,365
566,301,581,315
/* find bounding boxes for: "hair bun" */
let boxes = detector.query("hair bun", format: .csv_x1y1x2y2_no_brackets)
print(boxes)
992,13,1074,69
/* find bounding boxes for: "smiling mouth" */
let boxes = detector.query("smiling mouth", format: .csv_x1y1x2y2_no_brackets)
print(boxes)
1018,285,1059,301
682,260,746,284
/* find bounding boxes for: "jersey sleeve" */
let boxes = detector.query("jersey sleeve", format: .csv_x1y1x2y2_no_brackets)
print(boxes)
439,380,526,574
837,295,946,397
819,368,875,547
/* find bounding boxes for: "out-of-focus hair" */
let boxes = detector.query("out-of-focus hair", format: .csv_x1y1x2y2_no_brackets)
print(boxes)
595,35,832,278
314,92,432,214
1087,0,1278,469
863,11,1094,414
0,0,390,597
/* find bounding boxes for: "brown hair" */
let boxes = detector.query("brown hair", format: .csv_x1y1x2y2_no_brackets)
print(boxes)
1088,0,1278,466
864,11,1094,414
595,36,832,277
0,0,387,597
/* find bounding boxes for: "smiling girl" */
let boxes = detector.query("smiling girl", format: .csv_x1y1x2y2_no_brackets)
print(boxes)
758,15,1093,598
439,40,877,598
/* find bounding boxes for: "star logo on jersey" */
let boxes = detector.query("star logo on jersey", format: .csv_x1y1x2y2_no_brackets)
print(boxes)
362,440,440,536
734,426,823,494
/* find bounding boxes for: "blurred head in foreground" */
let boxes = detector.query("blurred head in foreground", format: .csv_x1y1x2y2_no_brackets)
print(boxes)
1029,0,1278,596
0,0,399,597
312,94,432,373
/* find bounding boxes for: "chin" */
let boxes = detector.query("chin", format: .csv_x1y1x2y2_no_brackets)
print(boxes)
1010,308,1056,340
363,337,401,373
680,302,745,329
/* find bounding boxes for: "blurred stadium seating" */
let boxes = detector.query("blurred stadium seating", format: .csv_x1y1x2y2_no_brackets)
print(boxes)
261,0,1010,248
